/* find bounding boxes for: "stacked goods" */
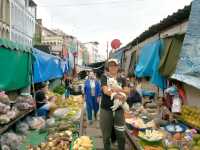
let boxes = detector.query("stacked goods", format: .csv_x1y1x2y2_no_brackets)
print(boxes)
163,129,200,150
54,95,83,114
14,95,35,111
47,95,83,133
26,117,46,130
0,94,19,124
0,132,23,150
190,134,200,150
22,94,83,149
0,93,10,105
0,101,10,113
144,102,158,117
139,130,165,150
138,130,165,142
47,121,77,134
16,121,30,135
126,117,155,129
181,105,200,128
72,136,93,150
28,131,72,150
0,94,11,124
52,95,83,119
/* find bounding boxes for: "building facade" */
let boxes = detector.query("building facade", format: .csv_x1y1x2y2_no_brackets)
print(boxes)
33,18,42,45
10,0,37,46
84,42,100,64
41,28,65,56
0,0,10,39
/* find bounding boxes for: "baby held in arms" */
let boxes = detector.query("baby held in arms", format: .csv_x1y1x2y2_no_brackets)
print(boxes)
107,77,129,112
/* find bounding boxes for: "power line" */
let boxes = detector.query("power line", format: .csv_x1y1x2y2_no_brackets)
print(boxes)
39,0,132,8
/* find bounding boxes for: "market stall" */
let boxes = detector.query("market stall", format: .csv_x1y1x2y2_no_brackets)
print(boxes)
0,82,94,150
0,39,37,144
124,102,200,150
0,38,32,91
21,93,87,149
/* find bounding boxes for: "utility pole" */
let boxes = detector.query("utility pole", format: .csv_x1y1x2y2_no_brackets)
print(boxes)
107,41,109,60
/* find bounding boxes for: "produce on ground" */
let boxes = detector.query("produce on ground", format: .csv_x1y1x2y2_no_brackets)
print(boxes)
190,134,200,150
143,146,164,150
72,136,93,150
26,117,46,130
139,130,164,142
16,121,30,135
128,117,156,129
0,106,19,125
0,132,23,150
28,131,72,150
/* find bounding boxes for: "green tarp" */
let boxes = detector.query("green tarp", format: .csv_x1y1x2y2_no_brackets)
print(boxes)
0,38,31,52
159,35,184,77
20,130,48,150
0,39,32,91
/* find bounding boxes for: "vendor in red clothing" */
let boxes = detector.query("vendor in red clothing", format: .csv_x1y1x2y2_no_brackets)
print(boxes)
164,80,187,113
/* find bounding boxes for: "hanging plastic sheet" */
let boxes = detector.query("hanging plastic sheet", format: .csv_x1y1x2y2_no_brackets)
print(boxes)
60,59,70,74
135,39,167,89
0,41,32,91
33,48,63,83
159,35,184,77
172,0,200,89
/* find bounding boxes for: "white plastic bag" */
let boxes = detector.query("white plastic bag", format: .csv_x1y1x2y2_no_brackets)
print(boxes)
172,96,181,113
53,108,69,118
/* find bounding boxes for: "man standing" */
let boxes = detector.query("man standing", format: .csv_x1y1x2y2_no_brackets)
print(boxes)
84,71,101,125
100,59,129,150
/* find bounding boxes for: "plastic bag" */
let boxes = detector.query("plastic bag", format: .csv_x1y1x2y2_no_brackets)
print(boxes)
0,92,10,105
0,102,10,114
0,132,22,150
26,117,46,129
16,122,29,135
172,96,181,113
0,115,10,124
53,108,69,118
46,118,56,127
14,95,35,110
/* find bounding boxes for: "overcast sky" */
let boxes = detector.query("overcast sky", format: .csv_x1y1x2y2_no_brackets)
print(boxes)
35,0,192,58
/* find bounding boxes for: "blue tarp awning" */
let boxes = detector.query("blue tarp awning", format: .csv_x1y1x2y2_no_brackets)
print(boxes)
172,0,200,89
33,48,64,83
135,39,167,89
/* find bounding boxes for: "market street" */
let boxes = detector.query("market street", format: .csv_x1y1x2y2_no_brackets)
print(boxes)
1,0,200,150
